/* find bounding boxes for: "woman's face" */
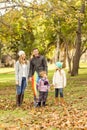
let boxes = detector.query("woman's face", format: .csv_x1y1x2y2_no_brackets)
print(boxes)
21,54,26,59
56,66,60,70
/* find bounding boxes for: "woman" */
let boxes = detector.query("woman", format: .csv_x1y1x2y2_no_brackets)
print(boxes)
15,50,29,107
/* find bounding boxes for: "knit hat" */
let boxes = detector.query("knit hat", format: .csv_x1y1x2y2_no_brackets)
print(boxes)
55,61,63,68
18,50,25,56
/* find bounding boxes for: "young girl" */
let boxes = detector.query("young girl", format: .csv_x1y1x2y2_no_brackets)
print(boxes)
37,71,50,107
52,61,66,106
15,50,29,107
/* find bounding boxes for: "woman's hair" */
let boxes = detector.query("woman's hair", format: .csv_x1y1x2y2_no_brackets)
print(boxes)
19,55,27,64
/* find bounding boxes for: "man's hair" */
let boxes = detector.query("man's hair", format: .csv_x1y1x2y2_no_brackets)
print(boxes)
32,48,39,51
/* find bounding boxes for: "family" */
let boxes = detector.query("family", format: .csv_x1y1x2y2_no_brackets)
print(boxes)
15,48,66,107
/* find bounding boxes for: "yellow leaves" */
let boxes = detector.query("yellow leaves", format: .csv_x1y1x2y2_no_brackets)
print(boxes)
54,9,64,16
0,124,5,129
75,0,82,7
75,12,85,19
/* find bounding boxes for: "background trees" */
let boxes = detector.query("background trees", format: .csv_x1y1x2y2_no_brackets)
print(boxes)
0,0,87,75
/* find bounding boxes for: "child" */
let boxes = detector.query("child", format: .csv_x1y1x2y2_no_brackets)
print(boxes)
15,50,29,107
52,61,66,106
37,71,50,107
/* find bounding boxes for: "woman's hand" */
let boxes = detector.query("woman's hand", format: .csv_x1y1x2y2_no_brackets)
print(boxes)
29,77,32,82
16,81,19,85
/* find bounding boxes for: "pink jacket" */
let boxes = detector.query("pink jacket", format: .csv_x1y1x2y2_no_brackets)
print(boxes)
37,78,50,92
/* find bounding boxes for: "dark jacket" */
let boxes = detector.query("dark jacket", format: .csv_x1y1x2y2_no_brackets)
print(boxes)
29,55,48,77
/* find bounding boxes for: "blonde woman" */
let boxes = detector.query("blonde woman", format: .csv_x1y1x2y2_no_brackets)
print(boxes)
15,50,29,107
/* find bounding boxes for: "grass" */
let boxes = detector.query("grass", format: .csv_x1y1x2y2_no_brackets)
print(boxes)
0,67,14,74
0,64,87,129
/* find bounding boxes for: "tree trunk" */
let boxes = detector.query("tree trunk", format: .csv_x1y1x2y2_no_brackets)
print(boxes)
63,47,66,68
71,1,85,76
0,43,2,67
66,42,72,73
54,35,60,62
67,54,72,73
71,35,81,76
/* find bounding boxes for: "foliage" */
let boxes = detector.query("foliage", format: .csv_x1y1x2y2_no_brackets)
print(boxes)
0,0,87,74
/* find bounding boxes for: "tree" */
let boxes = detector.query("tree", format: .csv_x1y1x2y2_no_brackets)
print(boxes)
71,0,86,76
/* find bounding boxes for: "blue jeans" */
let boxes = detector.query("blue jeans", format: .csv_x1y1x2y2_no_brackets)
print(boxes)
16,77,26,95
55,88,63,97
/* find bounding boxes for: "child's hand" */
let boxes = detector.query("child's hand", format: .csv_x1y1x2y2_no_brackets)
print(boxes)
16,81,19,85
48,88,50,92
50,84,55,87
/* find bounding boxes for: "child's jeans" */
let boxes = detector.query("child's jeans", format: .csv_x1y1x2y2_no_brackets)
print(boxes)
55,88,63,97
39,91,48,103
16,77,26,95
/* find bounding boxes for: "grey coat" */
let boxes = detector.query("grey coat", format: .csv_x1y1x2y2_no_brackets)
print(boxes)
15,61,29,86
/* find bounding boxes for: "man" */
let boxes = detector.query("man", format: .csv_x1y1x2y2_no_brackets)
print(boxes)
28,48,48,106
29,48,48,79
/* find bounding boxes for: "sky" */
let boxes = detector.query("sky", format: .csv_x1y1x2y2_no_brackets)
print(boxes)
0,0,46,16
0,0,33,15
0,1,16,15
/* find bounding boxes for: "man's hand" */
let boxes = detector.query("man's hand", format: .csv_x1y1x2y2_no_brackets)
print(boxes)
29,77,32,82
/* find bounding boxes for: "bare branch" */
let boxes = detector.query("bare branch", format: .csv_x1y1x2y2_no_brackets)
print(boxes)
81,48,87,56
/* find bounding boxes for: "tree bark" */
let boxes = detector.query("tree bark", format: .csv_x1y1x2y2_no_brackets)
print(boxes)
63,47,66,68
71,1,85,76
66,43,72,73
54,34,60,62
0,43,3,67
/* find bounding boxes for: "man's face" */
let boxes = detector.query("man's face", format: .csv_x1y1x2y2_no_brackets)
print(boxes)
33,49,39,57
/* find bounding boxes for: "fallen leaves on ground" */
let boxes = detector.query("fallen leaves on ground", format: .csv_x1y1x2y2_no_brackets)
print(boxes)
0,102,87,130
0,84,87,130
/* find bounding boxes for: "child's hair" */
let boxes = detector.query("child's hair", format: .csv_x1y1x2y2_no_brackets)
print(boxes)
39,71,46,77
39,71,49,85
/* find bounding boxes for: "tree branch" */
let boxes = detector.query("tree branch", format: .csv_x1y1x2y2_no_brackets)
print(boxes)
80,48,87,56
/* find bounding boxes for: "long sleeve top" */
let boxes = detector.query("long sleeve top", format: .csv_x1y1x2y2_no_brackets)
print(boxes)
15,61,29,86
53,69,66,88
28,55,48,77
37,78,50,92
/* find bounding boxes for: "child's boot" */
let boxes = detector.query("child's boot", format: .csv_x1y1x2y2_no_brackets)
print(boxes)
42,101,46,106
55,98,59,105
60,97,65,106
37,102,41,107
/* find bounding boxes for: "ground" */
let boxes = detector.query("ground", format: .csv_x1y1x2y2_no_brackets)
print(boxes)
0,63,87,130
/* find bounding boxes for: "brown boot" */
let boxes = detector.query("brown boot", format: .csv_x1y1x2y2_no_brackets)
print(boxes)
20,94,24,105
16,95,20,107
55,98,59,105
60,97,66,106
